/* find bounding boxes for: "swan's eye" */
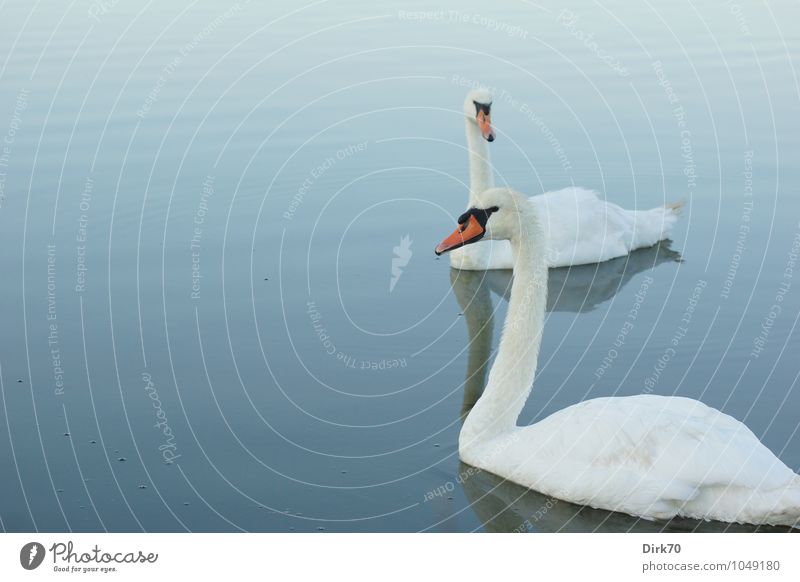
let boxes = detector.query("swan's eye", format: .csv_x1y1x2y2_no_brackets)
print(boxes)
455,206,500,232
473,101,491,117
480,206,500,222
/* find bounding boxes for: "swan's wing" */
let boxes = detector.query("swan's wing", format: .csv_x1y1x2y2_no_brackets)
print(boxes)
590,396,793,488
498,395,798,522
530,188,680,267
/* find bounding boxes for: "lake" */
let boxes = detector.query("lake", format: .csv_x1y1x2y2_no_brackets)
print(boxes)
0,0,798,532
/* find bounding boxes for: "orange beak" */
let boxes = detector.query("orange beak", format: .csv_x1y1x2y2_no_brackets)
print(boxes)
477,110,495,142
435,215,486,255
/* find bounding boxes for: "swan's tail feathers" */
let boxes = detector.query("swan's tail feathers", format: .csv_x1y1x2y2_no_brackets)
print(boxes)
739,476,800,528
761,487,800,528
665,200,684,215
768,476,800,528
630,201,683,250
653,201,682,243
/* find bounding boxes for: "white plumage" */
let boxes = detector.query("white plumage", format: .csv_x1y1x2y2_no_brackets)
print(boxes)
466,395,800,526
450,90,682,270
444,187,800,527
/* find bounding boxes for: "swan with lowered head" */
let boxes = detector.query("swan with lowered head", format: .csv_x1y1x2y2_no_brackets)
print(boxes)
449,89,682,270
435,187,800,526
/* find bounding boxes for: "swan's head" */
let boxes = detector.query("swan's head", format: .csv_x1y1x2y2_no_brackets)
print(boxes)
463,89,495,142
435,188,529,255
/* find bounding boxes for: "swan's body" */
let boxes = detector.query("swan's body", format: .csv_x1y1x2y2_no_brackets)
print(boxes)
449,90,681,270
467,395,800,525
451,188,681,270
436,187,800,527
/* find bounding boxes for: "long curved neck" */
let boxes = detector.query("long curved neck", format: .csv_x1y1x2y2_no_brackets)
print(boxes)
466,118,494,201
460,217,548,445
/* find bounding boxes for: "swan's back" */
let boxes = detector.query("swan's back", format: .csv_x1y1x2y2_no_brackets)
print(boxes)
534,187,680,267
465,395,800,526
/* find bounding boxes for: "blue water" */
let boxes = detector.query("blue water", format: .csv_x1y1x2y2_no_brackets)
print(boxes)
0,0,798,532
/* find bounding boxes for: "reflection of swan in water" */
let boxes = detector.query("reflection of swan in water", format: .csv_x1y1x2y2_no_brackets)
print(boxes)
439,188,800,529
450,268,494,422
450,241,680,420
478,240,682,313
450,258,794,533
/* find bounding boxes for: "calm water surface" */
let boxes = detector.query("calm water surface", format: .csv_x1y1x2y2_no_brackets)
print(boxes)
0,0,799,532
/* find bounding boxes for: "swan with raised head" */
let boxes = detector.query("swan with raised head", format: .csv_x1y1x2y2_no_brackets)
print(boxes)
449,89,682,270
435,187,800,526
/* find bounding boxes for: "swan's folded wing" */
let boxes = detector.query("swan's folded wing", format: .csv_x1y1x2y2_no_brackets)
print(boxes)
503,395,798,519
531,188,679,267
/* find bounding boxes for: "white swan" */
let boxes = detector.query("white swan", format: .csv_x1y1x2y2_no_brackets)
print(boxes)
449,89,682,271
435,187,800,527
